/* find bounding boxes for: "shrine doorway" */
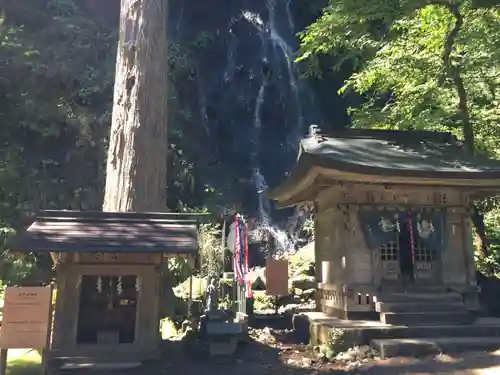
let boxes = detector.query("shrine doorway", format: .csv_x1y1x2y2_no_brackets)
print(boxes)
379,230,440,286
76,275,138,345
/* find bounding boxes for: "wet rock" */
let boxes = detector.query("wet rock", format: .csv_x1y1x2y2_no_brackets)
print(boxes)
302,288,316,301
289,274,316,290
292,263,315,277
301,357,313,367
278,303,300,314
248,267,266,290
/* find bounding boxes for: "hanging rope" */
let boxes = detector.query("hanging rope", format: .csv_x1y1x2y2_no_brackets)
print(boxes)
407,209,415,264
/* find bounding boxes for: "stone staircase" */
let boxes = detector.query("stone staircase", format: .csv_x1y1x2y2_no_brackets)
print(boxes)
294,286,500,360
375,288,472,326
370,287,500,358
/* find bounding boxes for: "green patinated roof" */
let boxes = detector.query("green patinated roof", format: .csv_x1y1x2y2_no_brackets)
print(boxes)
268,129,500,203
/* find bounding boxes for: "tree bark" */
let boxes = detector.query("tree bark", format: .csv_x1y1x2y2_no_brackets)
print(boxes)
103,0,169,212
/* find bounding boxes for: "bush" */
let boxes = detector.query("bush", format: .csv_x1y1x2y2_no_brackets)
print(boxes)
0,225,40,286
198,223,223,278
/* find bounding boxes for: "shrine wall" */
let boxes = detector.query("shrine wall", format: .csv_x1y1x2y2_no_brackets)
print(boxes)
345,206,373,286
315,182,471,287
51,260,161,359
315,203,346,313
314,206,343,284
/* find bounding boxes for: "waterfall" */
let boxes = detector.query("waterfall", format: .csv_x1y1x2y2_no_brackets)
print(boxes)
170,0,321,255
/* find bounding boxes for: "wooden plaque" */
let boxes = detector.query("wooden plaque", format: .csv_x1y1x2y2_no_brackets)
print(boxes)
265,259,288,296
0,287,52,349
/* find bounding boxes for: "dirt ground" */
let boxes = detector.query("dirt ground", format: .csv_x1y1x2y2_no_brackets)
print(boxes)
356,351,500,375
100,328,500,375
9,327,500,375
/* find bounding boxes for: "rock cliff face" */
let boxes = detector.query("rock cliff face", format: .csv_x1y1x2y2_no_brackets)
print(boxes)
86,0,348,217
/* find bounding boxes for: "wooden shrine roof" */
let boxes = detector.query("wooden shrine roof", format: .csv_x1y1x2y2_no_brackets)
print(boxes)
8,210,205,254
301,130,500,177
268,129,500,206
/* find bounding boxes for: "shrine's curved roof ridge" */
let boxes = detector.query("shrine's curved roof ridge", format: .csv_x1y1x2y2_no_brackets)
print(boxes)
268,129,500,206
299,129,500,177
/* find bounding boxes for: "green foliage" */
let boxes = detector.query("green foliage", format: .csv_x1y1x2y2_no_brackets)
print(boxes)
318,328,351,360
300,214,315,242
0,0,115,223
299,0,500,153
198,223,224,278
478,211,500,276
0,225,38,286
299,0,500,274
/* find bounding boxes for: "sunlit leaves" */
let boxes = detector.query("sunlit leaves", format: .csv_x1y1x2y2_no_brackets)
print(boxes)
299,0,500,157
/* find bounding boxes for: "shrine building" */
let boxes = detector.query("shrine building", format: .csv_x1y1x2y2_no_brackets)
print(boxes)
9,210,201,362
268,128,500,324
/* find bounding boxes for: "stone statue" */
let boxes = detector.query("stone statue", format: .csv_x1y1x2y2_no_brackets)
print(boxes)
205,277,219,312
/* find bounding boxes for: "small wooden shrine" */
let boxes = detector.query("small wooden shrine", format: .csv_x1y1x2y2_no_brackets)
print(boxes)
9,210,201,361
268,128,500,320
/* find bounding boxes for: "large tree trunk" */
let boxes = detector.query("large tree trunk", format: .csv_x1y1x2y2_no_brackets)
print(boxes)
103,0,169,212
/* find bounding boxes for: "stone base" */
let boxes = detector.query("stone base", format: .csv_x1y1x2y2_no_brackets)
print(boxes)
293,312,500,358
320,304,378,321
372,336,500,359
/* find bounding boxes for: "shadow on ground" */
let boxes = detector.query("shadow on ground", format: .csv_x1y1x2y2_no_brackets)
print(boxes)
356,351,500,375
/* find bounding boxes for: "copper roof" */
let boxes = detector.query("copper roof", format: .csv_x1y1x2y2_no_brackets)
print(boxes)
9,210,205,254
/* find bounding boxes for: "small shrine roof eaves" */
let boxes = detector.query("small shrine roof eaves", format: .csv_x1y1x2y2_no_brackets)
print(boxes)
268,129,500,205
8,210,205,254
301,130,500,176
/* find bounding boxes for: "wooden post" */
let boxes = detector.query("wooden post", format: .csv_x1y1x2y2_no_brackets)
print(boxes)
40,349,47,375
41,286,54,375
0,349,7,375
188,274,193,318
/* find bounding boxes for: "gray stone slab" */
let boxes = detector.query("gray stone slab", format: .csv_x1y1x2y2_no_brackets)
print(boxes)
380,311,472,326
60,362,142,371
371,337,500,359
206,322,244,335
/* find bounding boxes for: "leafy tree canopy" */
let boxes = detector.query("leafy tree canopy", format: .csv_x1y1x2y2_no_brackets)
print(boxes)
298,0,500,273
299,0,500,155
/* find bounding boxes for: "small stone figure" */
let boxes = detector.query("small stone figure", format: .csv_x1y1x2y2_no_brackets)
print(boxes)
205,277,219,312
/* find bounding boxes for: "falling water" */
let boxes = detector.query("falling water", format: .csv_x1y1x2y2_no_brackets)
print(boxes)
169,0,321,256
267,0,304,147
242,0,314,256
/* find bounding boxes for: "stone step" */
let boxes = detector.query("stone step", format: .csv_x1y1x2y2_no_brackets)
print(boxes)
59,362,142,371
208,339,238,356
381,285,448,293
294,313,500,346
371,336,500,359
51,357,143,371
378,292,463,304
380,311,472,326
376,301,466,313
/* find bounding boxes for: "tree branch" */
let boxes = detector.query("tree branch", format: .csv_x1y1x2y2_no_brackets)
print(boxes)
429,1,489,261
428,1,474,153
